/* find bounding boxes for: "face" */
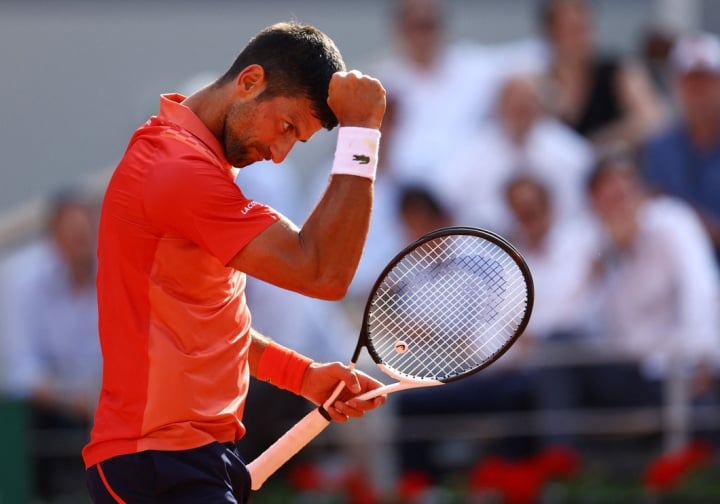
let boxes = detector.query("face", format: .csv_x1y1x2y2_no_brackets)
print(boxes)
498,78,541,139
589,165,637,220
223,94,323,167
546,0,593,62
676,71,720,122
401,204,449,242
52,204,96,266
398,0,443,64
506,180,551,242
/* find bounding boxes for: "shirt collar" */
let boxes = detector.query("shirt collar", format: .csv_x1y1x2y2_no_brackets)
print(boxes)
157,93,230,168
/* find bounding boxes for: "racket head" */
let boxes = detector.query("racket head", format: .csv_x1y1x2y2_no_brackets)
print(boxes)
355,226,534,384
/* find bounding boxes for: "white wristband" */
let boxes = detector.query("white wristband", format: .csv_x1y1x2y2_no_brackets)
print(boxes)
330,127,381,181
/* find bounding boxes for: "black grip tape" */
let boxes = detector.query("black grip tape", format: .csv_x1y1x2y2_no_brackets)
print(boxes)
317,405,332,422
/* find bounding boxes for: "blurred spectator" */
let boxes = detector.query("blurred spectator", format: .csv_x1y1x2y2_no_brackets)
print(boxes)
639,25,678,99
440,74,593,234
503,174,597,448
641,31,720,263
503,174,596,344
397,184,452,241
538,0,667,146
532,148,720,448
1,189,101,501
586,149,719,391
373,0,501,190
566,149,717,405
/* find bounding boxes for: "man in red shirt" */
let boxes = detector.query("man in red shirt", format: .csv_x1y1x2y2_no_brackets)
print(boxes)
83,22,386,503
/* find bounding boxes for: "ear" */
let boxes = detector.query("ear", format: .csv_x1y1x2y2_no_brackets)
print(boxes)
235,64,266,98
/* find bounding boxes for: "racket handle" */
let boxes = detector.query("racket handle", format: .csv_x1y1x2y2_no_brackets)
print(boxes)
248,365,354,489
247,408,331,490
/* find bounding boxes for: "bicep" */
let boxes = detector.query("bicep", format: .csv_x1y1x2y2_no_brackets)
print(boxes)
145,158,282,265
228,217,318,296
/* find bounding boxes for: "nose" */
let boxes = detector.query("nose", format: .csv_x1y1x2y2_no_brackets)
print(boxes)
269,137,296,164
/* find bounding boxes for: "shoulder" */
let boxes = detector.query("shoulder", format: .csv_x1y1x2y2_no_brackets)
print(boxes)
449,122,509,168
642,196,716,262
643,196,704,235
138,125,234,201
644,124,685,150
641,125,686,170
1,241,58,297
554,213,601,249
447,41,497,69
532,118,594,164
535,117,592,150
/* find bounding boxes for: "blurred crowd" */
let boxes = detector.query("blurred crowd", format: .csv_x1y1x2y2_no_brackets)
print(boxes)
2,0,720,501
358,0,720,488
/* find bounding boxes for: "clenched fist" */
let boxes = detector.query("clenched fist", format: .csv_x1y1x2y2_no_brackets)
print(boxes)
327,70,386,130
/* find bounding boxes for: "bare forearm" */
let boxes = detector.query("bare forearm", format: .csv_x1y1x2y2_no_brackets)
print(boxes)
229,176,372,299
298,175,373,298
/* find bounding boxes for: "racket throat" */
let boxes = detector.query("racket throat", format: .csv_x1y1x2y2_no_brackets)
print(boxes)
355,367,444,401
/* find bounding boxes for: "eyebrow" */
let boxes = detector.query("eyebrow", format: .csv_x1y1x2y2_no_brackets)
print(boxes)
288,109,316,143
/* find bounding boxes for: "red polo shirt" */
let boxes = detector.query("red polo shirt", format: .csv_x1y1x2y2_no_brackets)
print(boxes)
83,94,280,468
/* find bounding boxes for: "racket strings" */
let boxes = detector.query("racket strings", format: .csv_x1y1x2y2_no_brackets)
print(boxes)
367,234,529,381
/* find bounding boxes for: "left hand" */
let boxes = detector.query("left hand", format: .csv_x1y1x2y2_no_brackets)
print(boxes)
300,362,386,423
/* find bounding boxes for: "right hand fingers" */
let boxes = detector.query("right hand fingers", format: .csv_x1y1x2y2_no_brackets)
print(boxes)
327,70,386,129
331,395,385,422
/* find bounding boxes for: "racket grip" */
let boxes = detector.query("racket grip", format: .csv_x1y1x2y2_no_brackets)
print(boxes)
247,408,331,490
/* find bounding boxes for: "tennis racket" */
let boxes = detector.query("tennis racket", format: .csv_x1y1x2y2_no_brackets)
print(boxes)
248,226,534,490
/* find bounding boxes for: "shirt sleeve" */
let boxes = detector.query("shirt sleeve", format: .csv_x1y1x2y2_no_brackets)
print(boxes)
143,151,280,265
0,245,51,397
662,201,720,363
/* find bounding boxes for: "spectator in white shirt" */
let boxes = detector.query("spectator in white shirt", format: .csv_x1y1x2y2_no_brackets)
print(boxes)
440,74,593,234
586,148,720,388
502,174,600,448
525,148,719,448
0,189,101,501
373,0,501,190
504,174,596,344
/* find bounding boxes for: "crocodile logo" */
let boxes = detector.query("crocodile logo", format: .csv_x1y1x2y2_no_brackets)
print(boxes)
352,154,370,165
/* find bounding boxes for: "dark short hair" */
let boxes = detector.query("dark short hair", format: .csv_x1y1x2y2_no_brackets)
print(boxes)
45,187,95,230
504,174,551,207
397,184,448,219
585,144,639,193
537,0,590,33
218,22,346,130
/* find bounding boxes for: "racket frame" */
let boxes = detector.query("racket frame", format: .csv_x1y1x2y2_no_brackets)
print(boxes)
356,226,534,383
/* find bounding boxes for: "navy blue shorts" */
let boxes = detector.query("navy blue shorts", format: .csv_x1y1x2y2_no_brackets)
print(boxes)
86,442,251,503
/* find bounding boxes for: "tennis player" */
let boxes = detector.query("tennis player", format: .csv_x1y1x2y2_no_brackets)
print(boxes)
83,22,386,503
